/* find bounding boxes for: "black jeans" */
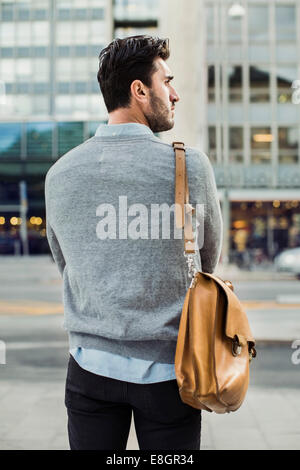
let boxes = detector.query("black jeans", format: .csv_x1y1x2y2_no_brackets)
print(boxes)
64,354,202,450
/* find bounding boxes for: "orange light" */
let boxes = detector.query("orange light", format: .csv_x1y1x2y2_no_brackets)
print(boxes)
233,220,247,229
253,134,273,143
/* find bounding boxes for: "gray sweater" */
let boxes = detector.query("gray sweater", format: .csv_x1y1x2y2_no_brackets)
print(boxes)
45,130,223,363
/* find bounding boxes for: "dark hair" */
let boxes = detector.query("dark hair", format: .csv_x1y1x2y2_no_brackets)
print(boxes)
97,35,170,113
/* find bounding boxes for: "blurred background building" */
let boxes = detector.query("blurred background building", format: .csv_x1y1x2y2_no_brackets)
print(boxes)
0,0,299,268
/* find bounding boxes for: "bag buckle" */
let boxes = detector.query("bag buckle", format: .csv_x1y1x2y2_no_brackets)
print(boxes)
249,346,257,362
172,141,185,150
232,336,242,357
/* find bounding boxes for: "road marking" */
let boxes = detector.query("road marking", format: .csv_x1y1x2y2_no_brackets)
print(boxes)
241,300,300,309
0,300,63,316
0,300,299,316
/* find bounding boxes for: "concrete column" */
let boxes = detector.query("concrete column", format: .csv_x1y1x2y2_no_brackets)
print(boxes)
158,0,206,150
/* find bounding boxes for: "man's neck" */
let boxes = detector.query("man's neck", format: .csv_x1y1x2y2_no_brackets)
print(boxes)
108,110,150,128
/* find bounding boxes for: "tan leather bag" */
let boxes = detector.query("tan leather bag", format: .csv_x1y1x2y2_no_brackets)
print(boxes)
172,141,257,414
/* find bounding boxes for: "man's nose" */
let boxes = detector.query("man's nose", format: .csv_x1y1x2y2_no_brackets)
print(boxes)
170,88,180,104
170,92,180,103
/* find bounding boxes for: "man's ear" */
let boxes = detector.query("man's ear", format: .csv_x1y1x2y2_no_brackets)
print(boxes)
137,84,146,96
131,80,148,101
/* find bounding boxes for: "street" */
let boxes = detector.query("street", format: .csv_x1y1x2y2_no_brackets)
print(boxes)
0,256,300,450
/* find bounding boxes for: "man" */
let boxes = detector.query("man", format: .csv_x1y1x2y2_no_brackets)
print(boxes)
45,35,223,450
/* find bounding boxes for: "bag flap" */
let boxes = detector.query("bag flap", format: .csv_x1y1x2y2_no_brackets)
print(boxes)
198,272,255,346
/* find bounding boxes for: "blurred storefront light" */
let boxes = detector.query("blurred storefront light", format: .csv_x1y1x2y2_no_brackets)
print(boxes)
10,216,18,225
253,134,273,143
30,216,42,225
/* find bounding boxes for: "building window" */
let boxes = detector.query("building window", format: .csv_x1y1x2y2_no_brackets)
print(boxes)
208,126,217,163
87,121,102,139
57,46,71,57
16,82,30,94
275,5,296,42
57,9,71,20
33,46,48,57
73,9,87,20
89,44,104,56
251,127,272,164
228,66,242,102
248,5,269,42
229,127,243,163
57,82,70,94
32,82,48,94
278,127,298,164
57,122,84,157
0,175,21,204
26,122,54,159
0,123,22,159
74,82,88,94
114,0,158,21
276,44,297,64
91,8,105,20
91,81,99,93
208,65,215,102
277,66,297,104
227,10,242,43
1,47,14,57
248,44,270,63
249,65,270,102
1,3,14,21
74,45,88,56
16,7,31,21
32,9,48,21
16,47,31,58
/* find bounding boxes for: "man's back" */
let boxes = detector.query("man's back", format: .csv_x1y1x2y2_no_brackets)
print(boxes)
45,127,223,363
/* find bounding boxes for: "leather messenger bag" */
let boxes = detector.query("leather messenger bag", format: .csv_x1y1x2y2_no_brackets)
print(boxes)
172,141,257,414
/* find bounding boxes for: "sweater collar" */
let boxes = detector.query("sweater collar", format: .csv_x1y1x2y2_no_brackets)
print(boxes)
95,122,154,137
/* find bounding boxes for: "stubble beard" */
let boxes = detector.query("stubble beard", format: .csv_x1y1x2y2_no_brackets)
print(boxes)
145,90,175,133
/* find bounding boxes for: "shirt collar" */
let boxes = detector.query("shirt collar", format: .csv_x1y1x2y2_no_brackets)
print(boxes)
94,122,154,137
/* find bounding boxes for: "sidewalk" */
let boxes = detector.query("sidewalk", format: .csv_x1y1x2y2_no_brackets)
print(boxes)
0,375,299,450
0,255,299,450
1,254,296,281
215,261,296,282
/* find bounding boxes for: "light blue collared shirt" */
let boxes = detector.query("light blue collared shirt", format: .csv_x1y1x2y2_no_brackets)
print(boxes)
70,122,176,384
94,122,155,137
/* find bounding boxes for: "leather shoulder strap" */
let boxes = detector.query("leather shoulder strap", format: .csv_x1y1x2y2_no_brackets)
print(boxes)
172,142,196,254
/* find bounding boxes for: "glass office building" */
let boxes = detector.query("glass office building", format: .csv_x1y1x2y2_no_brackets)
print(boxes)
0,0,158,254
1,0,299,264
205,0,300,265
